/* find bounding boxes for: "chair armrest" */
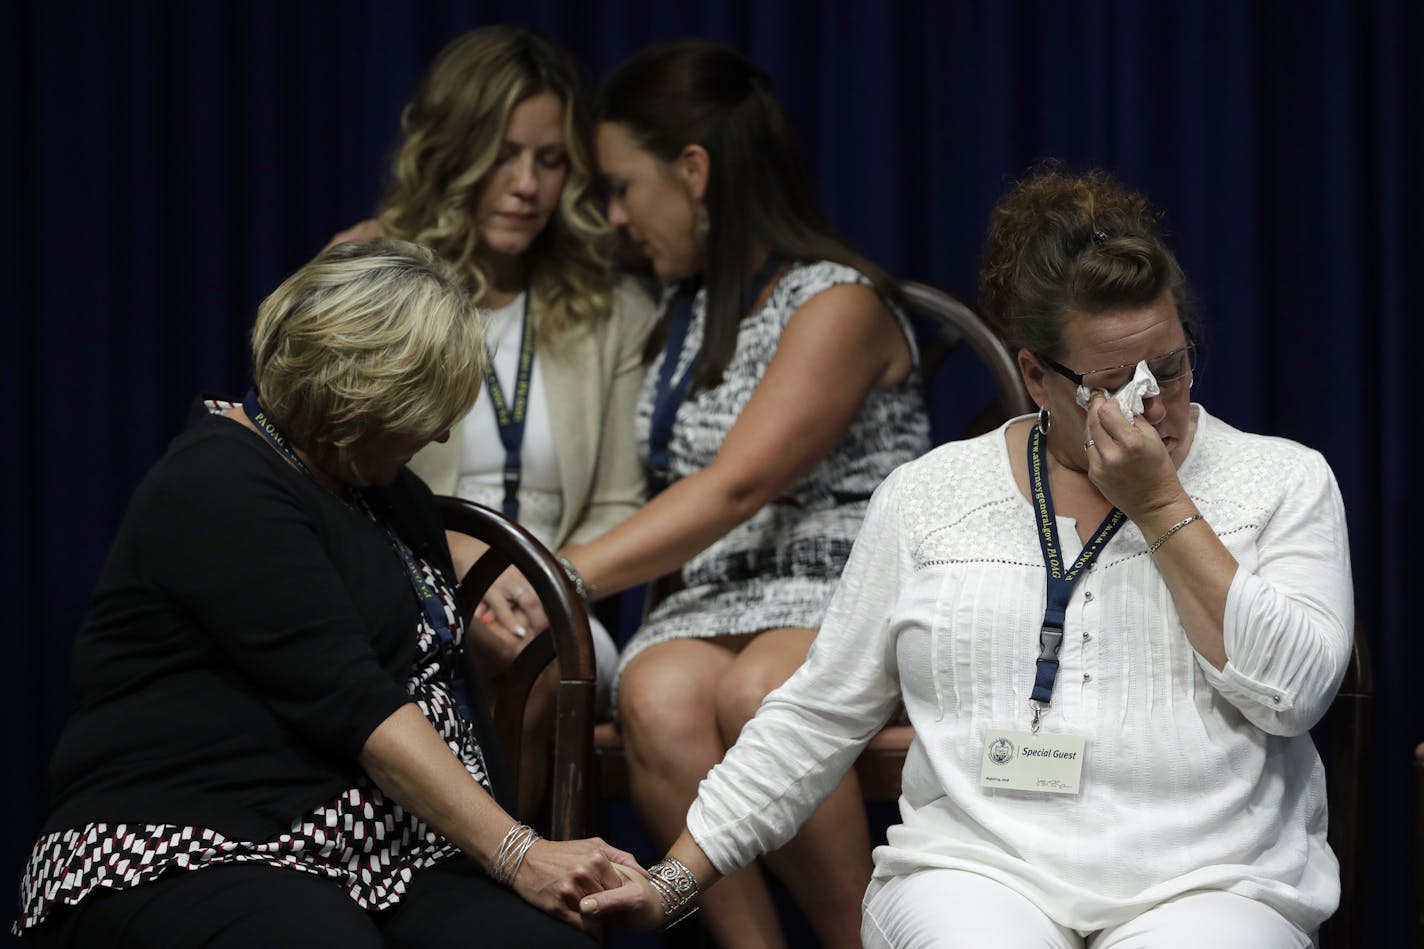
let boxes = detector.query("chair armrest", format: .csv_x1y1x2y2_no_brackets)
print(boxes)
436,496,596,839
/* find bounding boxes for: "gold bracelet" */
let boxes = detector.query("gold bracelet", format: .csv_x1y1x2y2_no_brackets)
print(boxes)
1148,514,1203,553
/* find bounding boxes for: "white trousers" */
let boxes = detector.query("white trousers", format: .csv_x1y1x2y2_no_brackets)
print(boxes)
861,869,1315,949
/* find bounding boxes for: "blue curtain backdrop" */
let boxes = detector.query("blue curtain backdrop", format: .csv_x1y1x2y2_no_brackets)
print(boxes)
4,0,1418,944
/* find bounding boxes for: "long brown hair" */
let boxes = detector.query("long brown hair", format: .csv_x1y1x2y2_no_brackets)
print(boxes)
597,40,899,389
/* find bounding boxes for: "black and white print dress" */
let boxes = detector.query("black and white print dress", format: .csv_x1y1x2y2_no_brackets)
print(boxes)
15,465,489,933
620,261,931,680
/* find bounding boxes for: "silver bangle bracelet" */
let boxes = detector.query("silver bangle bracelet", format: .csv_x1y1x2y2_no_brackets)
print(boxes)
1148,513,1204,553
646,857,700,925
491,822,541,887
556,555,591,601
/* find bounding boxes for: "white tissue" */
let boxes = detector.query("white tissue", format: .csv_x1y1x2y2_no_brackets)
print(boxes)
1075,360,1161,422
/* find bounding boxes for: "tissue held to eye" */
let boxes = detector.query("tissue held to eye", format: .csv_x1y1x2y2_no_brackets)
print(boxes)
1066,344,1195,422
1076,359,1161,422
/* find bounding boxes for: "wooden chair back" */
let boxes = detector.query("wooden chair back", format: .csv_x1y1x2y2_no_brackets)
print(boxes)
437,496,596,840
1323,622,1372,949
902,280,1034,431
1414,742,1424,948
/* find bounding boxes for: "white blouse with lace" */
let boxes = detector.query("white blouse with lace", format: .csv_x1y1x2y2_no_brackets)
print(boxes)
685,407,1353,934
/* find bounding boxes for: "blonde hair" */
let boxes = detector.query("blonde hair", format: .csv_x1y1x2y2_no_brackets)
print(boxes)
377,26,611,341
252,239,485,483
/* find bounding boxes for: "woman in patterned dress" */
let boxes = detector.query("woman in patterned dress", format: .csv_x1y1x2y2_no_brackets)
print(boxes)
520,40,931,947
15,242,636,947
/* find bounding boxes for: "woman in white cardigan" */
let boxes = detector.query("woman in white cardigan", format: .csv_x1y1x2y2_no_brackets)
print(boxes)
579,166,1353,948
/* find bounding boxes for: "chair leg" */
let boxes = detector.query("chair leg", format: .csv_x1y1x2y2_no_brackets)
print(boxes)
1414,745,1424,949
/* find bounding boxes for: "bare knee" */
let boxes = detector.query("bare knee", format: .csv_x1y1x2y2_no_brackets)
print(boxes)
619,649,723,772
714,629,815,743
715,657,794,743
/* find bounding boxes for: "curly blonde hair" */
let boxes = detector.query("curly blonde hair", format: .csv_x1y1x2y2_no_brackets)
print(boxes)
252,240,485,484
978,163,1198,358
377,26,611,341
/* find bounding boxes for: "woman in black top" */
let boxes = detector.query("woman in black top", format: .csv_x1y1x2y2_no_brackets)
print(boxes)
16,241,633,947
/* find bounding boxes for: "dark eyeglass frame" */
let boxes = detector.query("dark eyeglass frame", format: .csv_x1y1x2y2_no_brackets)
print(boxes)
1036,343,1196,390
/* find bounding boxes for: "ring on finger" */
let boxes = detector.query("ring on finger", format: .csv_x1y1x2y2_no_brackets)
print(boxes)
1083,438,1097,450
507,586,526,603
513,625,528,639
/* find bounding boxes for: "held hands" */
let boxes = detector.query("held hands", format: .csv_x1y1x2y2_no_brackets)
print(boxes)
577,863,669,930
478,566,550,650
510,837,645,932
1082,391,1189,523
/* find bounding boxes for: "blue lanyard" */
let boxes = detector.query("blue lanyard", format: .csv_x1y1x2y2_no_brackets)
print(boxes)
242,389,471,719
645,281,700,495
645,254,784,495
243,389,318,480
482,294,535,520
1027,424,1125,716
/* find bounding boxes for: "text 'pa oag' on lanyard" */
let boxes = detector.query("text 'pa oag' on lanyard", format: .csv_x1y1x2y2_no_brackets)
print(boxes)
1027,424,1125,733
242,389,473,721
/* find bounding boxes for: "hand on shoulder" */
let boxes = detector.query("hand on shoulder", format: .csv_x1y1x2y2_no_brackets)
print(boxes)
324,218,384,251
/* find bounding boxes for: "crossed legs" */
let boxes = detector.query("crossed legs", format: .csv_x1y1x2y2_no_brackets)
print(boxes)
618,629,872,949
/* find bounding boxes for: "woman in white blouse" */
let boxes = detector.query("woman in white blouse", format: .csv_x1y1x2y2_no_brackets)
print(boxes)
578,166,1354,948
329,27,657,744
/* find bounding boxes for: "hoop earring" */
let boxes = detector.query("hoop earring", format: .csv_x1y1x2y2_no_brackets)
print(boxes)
1037,406,1051,435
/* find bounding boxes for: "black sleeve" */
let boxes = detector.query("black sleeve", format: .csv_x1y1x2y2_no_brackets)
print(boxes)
130,426,414,760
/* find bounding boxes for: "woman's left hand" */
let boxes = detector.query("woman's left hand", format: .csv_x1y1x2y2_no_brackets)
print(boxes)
1082,391,1188,522
511,837,646,930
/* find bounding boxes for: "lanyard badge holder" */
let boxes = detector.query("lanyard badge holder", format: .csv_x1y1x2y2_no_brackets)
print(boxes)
646,254,784,497
646,281,699,497
979,424,1124,795
242,390,474,721
483,294,535,521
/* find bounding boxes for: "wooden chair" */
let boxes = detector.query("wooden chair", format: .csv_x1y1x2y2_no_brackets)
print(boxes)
904,279,1034,435
437,495,596,841
1414,740,1424,949
1322,624,1371,949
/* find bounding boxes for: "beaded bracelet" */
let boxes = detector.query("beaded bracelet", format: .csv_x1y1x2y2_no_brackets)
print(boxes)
491,822,541,887
1148,514,1203,553
646,857,700,926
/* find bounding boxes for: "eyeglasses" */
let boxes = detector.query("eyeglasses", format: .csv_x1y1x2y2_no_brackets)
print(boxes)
1037,344,1196,393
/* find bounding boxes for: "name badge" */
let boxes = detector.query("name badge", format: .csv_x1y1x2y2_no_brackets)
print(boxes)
979,729,1086,795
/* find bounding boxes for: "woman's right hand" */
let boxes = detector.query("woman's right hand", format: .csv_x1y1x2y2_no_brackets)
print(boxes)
577,863,668,930
511,837,645,930
463,611,531,671
480,565,551,640
323,218,383,251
